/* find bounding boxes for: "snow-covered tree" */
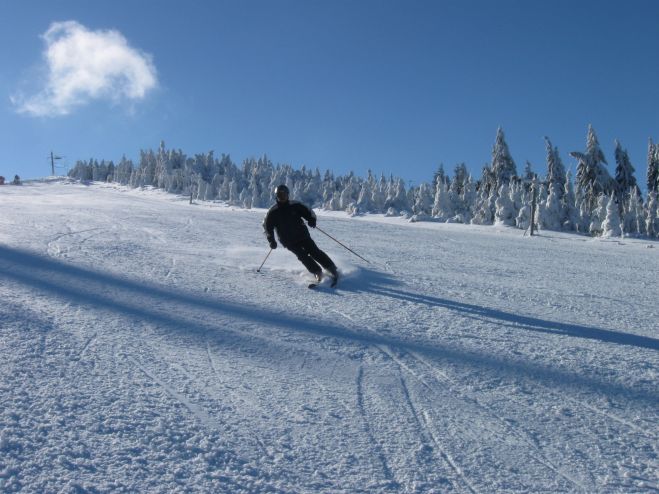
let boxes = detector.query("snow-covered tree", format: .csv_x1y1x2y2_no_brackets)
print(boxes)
491,127,517,188
646,192,659,237
523,161,535,183
494,184,515,226
113,156,134,185
516,185,532,230
601,193,622,237
472,186,496,225
589,194,608,235
562,171,579,231
539,182,563,231
647,139,659,195
545,137,566,196
459,175,477,223
228,178,240,206
613,140,639,203
575,195,591,234
384,178,409,213
447,177,463,218
410,182,433,221
622,187,645,236
532,184,549,231
371,174,387,212
352,181,370,213
339,177,359,211
432,164,448,189
509,181,525,216
570,125,614,209
479,165,496,196
326,190,341,211
432,181,453,220
452,163,469,193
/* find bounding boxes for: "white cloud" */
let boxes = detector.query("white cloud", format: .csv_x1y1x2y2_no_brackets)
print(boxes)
13,21,157,117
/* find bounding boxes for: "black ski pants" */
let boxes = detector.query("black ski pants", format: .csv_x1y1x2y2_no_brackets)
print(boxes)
287,238,336,275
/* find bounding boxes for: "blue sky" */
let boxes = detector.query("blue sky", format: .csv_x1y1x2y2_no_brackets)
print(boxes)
2,0,659,188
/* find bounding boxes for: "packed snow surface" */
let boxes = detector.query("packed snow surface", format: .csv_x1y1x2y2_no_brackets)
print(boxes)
1,180,657,493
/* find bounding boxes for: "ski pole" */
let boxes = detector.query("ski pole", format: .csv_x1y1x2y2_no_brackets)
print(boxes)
256,249,272,272
315,227,371,264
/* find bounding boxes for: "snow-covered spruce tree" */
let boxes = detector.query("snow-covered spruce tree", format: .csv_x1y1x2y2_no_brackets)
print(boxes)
523,160,535,183
68,160,93,181
356,179,375,213
321,179,336,210
136,149,158,188
195,175,208,202
165,148,188,193
575,194,591,233
431,181,452,220
539,182,563,231
647,139,659,195
570,125,614,210
384,178,409,215
459,175,477,223
339,176,359,212
494,184,515,226
601,193,622,237
471,184,496,225
303,168,323,207
433,164,448,189
406,185,417,211
562,171,580,231
249,173,261,209
410,182,433,221
447,177,463,221
623,187,645,236
544,137,566,200
614,140,639,204
227,178,240,206
516,185,532,230
292,180,305,205
509,181,525,221
90,160,110,182
371,174,387,212
491,127,518,188
589,194,608,236
646,192,659,237
154,142,170,190
113,156,134,185
327,190,341,211
218,171,233,202
532,183,549,231
452,163,469,193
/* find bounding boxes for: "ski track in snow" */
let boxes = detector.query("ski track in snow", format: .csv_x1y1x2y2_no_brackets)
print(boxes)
0,180,658,493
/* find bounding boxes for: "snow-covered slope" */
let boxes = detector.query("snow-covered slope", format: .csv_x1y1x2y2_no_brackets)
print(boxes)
1,180,657,493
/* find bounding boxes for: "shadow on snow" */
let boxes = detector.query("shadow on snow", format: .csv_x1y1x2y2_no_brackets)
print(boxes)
0,245,656,407
336,267,659,352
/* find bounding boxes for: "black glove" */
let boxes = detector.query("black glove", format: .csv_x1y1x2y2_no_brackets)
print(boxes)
269,239,277,249
308,217,317,228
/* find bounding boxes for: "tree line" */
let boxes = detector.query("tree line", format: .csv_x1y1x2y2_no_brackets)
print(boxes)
67,125,659,238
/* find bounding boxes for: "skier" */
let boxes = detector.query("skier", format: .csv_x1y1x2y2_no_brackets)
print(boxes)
263,184,339,286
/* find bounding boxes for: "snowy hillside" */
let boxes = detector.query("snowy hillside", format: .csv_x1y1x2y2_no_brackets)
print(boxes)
1,180,657,493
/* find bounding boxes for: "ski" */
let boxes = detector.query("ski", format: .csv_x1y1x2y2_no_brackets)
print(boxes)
308,274,338,289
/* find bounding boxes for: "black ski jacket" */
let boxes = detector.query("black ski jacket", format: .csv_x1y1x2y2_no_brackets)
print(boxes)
263,201,316,248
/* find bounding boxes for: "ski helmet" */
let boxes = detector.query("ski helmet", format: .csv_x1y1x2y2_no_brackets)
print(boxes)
274,184,289,202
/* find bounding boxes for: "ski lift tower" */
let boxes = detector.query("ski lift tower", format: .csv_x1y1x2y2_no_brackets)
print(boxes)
50,151,63,176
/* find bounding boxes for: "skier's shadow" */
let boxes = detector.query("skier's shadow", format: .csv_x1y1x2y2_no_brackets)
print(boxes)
338,267,659,352
1,245,656,406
